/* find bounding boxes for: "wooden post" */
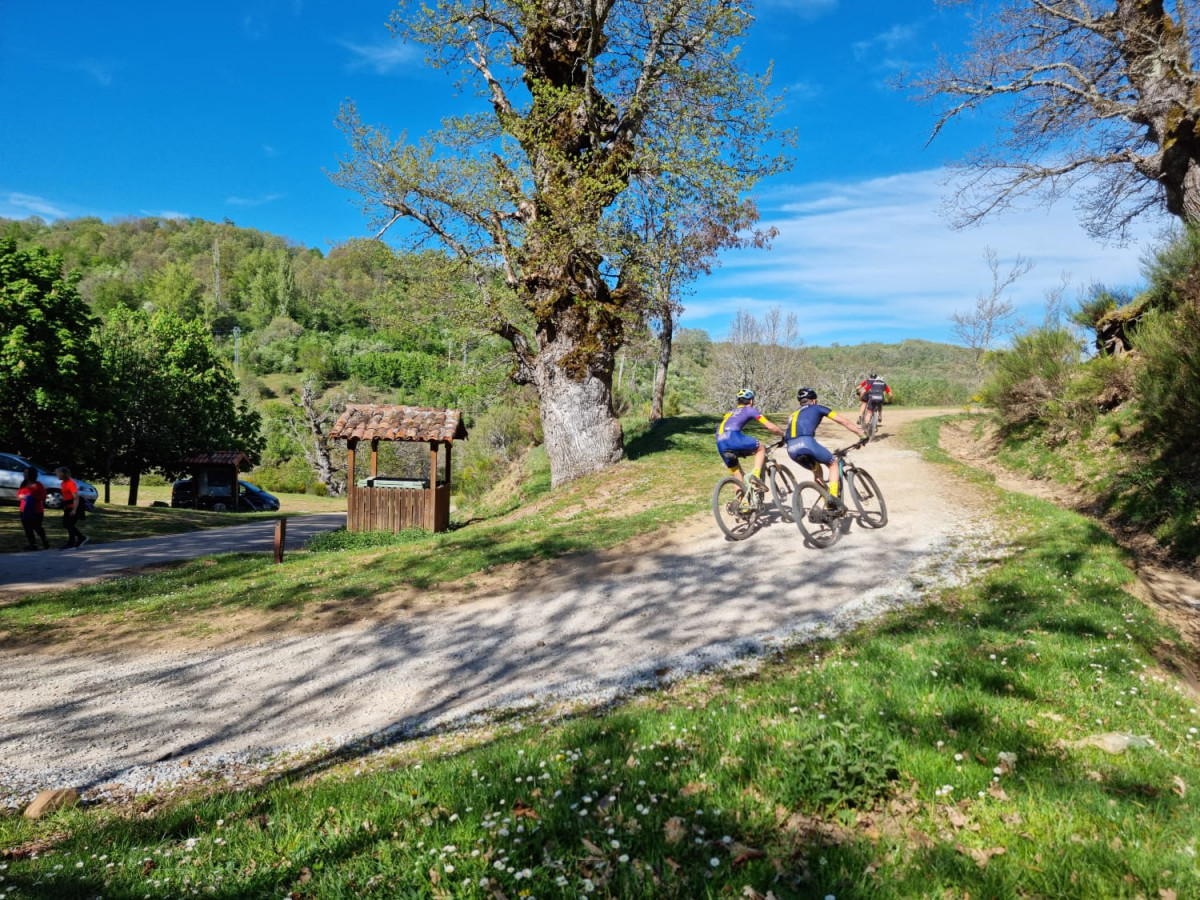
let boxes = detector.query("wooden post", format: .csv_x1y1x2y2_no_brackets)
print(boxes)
273,517,287,563
371,438,379,480
427,440,438,531
346,440,357,532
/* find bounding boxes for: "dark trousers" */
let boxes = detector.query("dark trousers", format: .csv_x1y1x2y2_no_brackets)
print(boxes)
22,512,48,548
63,510,85,547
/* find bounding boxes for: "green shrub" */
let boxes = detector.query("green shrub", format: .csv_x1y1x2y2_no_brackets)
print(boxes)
981,328,1083,431
249,458,314,494
1131,304,1200,460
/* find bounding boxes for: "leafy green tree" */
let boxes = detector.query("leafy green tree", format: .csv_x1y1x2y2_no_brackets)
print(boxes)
0,238,101,466
147,259,204,321
332,0,789,486
96,307,263,504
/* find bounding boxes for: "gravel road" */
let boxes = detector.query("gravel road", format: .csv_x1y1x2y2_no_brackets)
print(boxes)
0,412,1001,806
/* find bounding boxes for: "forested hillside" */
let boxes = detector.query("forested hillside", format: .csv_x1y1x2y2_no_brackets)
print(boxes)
1,215,978,501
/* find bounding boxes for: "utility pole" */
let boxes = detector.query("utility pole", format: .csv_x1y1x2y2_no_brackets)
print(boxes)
233,326,241,369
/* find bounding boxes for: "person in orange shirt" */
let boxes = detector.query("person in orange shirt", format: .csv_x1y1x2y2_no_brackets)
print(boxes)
54,466,89,549
17,467,50,551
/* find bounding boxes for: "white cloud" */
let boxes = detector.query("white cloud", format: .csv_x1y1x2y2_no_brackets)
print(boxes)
76,59,118,86
761,0,838,19
226,193,284,207
684,169,1168,346
263,144,280,158
141,210,190,220
1,192,69,219
339,38,418,75
852,22,918,61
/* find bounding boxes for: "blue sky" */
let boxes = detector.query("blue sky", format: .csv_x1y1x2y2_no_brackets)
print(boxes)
0,0,1169,347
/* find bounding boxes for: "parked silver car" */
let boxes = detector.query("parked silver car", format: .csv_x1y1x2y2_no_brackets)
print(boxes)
0,452,100,509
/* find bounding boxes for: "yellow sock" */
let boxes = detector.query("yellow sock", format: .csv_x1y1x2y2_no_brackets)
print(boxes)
752,466,763,481
830,482,839,498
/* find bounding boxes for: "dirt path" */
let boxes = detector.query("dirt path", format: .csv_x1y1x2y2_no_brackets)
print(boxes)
1,409,1002,804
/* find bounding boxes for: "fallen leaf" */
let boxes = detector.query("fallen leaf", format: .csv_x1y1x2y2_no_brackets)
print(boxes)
625,755,637,768
298,867,312,884
944,806,969,829
1071,733,1154,754
1160,889,1178,900
732,847,766,867
987,783,1010,801
429,866,440,886
956,843,1006,868
665,816,687,844
665,857,682,873
581,837,605,857
681,782,708,797
997,751,1018,774
512,799,539,820
142,859,156,876
1087,770,1105,782
1171,776,1186,798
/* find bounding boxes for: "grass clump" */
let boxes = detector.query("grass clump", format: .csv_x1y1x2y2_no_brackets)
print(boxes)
3,419,1199,898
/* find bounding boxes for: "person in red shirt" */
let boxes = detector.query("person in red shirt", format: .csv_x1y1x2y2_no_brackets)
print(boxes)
16,467,49,550
856,373,892,431
54,465,89,549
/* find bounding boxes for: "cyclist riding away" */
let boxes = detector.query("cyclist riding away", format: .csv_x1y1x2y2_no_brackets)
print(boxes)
786,387,864,504
857,373,891,429
716,388,786,497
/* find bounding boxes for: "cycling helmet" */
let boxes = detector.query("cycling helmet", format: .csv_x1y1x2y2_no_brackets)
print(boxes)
796,386,817,402
735,388,755,403
868,373,878,380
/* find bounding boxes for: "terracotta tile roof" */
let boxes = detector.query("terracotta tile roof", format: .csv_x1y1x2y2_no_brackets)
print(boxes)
329,405,468,444
181,451,251,469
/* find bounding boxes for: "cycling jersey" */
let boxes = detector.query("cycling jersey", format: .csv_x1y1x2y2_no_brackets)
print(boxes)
785,403,835,466
860,378,890,407
716,404,768,467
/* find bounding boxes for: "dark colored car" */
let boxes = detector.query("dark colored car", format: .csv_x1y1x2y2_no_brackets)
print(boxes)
171,479,280,512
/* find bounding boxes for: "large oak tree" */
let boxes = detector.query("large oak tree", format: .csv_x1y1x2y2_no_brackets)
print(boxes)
332,0,787,486
908,0,1200,241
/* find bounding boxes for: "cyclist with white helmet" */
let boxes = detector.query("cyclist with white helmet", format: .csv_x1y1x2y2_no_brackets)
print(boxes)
786,387,864,503
856,372,891,430
716,388,786,494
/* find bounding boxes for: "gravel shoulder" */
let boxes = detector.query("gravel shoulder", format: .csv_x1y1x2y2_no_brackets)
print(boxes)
0,410,1004,806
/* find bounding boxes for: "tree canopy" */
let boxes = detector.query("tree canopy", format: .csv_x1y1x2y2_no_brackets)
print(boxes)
907,0,1200,240
332,0,789,486
0,238,100,466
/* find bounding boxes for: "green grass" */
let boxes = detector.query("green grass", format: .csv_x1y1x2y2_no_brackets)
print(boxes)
3,416,1199,898
0,417,720,644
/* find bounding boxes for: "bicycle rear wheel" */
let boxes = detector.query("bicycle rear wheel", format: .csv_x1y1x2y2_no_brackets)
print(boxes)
712,477,759,541
768,463,798,523
865,407,880,441
848,467,887,528
791,481,843,548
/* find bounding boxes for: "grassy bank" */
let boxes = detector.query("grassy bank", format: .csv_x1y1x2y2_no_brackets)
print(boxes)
2,418,1198,898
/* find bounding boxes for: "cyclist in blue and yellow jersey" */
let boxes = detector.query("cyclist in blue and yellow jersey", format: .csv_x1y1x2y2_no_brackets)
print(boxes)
785,387,864,504
716,388,786,493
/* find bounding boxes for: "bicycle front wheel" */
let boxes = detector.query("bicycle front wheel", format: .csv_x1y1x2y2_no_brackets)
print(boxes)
712,477,758,541
791,481,843,548
848,467,887,528
768,463,798,523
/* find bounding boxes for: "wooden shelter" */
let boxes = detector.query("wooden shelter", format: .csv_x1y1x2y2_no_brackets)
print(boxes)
179,451,251,511
330,404,468,533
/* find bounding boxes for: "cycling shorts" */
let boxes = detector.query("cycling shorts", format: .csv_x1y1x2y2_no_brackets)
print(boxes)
865,395,885,410
717,431,760,468
785,435,832,467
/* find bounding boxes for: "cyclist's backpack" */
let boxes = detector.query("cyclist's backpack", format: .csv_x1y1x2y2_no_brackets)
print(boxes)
868,378,886,403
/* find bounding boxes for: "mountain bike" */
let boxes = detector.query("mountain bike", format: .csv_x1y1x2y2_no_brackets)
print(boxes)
862,402,882,441
789,440,887,548
712,440,798,540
